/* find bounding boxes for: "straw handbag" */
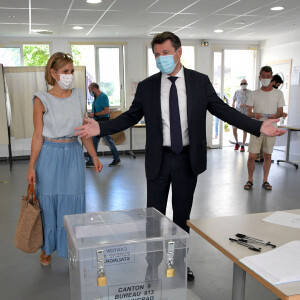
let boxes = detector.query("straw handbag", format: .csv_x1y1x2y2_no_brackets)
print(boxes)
14,184,43,253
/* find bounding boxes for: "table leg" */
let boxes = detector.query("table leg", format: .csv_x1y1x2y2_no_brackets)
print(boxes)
232,263,246,300
277,129,298,169
127,127,136,159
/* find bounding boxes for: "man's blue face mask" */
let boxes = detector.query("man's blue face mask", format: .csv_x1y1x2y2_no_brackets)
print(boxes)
89,91,94,97
156,50,178,74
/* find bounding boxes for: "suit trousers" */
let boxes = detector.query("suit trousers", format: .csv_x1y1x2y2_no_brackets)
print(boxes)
147,150,197,233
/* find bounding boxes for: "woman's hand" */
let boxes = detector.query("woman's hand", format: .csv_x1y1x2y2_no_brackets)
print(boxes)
93,158,103,173
26,167,36,184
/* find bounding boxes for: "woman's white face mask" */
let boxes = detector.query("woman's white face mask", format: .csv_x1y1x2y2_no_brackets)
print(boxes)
55,73,74,89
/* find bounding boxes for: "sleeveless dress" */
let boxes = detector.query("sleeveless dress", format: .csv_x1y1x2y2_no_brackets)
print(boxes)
33,88,86,258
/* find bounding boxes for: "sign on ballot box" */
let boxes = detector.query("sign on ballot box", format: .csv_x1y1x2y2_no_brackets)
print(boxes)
64,208,189,300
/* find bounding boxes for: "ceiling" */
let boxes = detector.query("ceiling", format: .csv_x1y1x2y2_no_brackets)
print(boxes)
1,0,300,42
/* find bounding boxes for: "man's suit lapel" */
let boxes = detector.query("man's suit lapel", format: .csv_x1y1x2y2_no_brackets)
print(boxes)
184,67,194,126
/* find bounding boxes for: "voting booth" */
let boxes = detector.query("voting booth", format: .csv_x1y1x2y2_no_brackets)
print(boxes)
64,208,189,300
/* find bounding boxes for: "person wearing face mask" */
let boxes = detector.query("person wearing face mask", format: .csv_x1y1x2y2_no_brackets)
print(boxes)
74,33,285,280
271,75,287,119
255,73,286,163
232,79,251,152
86,82,120,167
244,66,285,191
271,74,283,89
26,52,103,266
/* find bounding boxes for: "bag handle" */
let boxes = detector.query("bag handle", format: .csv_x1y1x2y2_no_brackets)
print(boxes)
27,183,36,203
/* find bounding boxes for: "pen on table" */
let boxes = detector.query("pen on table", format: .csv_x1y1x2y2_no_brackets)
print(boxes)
236,233,276,248
229,238,261,252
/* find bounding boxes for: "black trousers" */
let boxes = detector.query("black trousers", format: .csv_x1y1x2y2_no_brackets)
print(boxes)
147,149,197,233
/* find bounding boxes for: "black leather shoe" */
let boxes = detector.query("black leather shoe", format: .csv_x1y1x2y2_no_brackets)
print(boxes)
85,161,94,168
187,267,195,281
109,159,121,167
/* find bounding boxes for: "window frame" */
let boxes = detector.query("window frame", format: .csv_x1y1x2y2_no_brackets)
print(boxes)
70,43,126,109
95,45,125,109
0,42,52,67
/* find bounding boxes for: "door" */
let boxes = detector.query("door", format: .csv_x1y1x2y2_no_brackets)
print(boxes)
207,48,256,148
207,50,224,148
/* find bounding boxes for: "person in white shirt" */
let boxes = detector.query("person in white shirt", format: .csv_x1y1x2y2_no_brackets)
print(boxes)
232,79,251,152
244,66,285,191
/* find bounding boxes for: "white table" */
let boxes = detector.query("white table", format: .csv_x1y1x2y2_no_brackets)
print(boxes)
277,125,300,169
187,209,300,300
128,123,145,159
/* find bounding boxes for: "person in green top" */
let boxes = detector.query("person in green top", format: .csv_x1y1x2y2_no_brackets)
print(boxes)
86,82,121,167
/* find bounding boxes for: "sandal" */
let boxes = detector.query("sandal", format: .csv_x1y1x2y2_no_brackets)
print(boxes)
40,250,51,266
244,181,253,190
262,181,272,191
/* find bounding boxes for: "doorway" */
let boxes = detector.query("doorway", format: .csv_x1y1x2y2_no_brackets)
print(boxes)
210,48,257,148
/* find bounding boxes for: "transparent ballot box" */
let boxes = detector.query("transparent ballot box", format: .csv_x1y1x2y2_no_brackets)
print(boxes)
64,208,189,300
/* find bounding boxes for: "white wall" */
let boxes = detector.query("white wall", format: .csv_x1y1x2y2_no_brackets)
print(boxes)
261,37,300,157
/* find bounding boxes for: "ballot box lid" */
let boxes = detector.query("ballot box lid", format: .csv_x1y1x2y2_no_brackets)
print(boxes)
64,208,189,251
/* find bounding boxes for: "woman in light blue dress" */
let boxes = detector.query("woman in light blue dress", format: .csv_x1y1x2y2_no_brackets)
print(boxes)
26,52,103,265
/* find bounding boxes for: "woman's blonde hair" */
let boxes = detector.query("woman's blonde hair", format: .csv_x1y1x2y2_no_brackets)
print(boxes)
45,52,73,86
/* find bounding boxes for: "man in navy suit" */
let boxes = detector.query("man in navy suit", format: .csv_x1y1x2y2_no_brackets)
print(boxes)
75,32,285,280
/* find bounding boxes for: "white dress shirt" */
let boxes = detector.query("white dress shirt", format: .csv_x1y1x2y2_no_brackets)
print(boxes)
160,66,189,146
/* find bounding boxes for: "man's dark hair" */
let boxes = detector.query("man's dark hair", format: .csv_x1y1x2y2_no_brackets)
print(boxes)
90,82,99,89
260,65,273,75
151,31,181,53
272,74,283,84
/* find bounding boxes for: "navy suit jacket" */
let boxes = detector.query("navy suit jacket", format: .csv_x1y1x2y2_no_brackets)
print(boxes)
99,68,262,180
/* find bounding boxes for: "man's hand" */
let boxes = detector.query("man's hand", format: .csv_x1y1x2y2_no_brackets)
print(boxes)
260,119,286,137
88,112,94,118
74,118,100,138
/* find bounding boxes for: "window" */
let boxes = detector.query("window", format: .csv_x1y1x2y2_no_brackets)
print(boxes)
71,45,96,110
23,44,50,66
0,45,50,67
147,46,195,76
0,48,21,66
97,46,124,107
71,44,125,110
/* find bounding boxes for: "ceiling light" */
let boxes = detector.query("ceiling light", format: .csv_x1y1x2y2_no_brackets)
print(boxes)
236,21,245,25
73,26,84,30
31,29,54,35
86,0,102,3
148,32,161,36
270,6,285,11
214,29,223,33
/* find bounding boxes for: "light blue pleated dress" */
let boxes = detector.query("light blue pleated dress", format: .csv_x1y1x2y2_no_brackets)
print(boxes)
33,89,86,258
